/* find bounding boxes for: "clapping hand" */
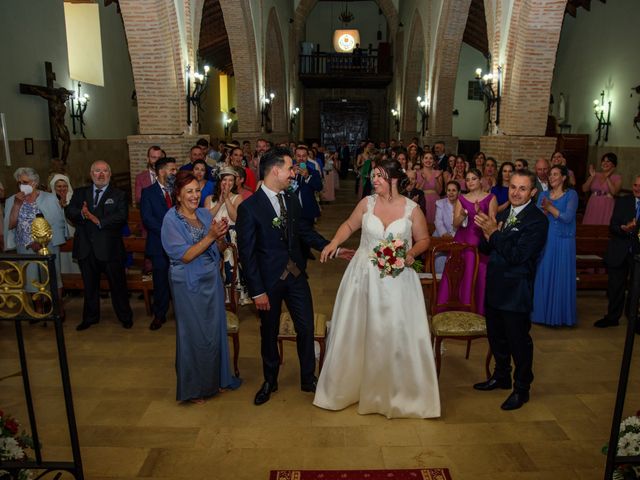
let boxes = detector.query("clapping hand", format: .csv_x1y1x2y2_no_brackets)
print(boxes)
541,196,551,212
207,217,229,240
81,201,100,225
588,164,596,177
621,218,637,233
474,211,499,240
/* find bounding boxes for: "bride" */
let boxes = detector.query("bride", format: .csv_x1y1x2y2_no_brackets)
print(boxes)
314,159,441,419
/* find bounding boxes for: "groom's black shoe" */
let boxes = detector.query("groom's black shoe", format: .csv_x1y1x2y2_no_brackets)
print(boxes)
473,376,512,391
301,377,318,393
254,381,278,406
500,390,529,411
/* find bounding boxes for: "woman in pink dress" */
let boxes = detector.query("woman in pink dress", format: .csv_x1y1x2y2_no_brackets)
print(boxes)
582,152,622,225
444,155,467,192
416,152,443,223
436,168,497,315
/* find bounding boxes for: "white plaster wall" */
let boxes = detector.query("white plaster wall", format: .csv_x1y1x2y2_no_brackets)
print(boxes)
0,0,137,140
551,0,640,147
452,43,486,140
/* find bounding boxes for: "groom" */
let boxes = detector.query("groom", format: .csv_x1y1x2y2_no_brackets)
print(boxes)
236,147,351,405
473,170,548,410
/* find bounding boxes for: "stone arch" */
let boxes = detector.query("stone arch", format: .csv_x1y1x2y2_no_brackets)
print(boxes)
400,11,425,140
219,0,261,134
264,8,287,135
429,0,472,138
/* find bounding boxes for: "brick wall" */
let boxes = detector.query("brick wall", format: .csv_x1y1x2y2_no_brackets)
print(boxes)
487,0,566,136
429,0,472,138
127,134,209,202
480,135,557,163
119,0,190,134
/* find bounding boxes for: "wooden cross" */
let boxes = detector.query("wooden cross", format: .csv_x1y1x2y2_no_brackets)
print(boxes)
20,62,73,164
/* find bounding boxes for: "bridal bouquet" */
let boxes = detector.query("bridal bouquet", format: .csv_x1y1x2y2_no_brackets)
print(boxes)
370,234,422,278
0,409,35,480
602,411,640,479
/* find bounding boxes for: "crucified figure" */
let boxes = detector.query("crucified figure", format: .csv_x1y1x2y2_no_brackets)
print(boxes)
30,85,72,164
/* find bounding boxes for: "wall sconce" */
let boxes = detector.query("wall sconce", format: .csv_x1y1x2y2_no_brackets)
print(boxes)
391,108,400,133
261,92,275,133
290,106,300,131
593,90,611,145
223,113,233,138
416,96,429,136
69,82,89,138
631,84,640,139
186,64,210,126
474,65,502,125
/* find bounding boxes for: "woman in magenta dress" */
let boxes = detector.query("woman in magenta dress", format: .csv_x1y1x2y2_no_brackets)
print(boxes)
416,152,443,223
436,168,497,315
581,152,622,225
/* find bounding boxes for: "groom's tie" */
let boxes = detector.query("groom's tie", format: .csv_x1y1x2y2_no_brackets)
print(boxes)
276,193,288,228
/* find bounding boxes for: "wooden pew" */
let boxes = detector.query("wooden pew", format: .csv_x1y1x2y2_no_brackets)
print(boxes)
59,236,153,315
575,224,609,290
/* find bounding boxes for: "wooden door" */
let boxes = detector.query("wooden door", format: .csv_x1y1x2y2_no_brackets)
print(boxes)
320,101,369,153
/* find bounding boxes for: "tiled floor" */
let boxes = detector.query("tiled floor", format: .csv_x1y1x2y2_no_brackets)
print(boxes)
1,180,638,479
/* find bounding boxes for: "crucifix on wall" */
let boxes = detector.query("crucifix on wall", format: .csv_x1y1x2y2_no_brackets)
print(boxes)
20,61,73,164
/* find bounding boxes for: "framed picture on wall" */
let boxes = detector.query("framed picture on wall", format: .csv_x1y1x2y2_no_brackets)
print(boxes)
24,138,34,155
0,113,11,166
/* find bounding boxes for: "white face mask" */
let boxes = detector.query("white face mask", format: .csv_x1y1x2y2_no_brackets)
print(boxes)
19,184,33,195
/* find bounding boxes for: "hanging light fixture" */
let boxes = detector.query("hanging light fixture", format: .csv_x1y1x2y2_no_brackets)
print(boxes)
338,0,354,24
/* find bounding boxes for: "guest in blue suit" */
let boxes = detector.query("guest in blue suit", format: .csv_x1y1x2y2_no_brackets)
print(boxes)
140,157,178,330
532,165,578,327
161,171,241,403
293,146,323,225
236,147,353,406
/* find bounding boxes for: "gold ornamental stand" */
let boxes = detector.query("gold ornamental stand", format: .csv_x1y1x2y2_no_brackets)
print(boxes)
0,218,84,479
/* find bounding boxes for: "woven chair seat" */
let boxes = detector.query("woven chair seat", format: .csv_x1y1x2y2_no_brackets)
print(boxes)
279,312,327,337
226,311,240,333
431,311,486,337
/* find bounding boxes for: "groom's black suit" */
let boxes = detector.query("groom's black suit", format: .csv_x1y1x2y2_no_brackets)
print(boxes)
480,201,548,393
236,186,329,386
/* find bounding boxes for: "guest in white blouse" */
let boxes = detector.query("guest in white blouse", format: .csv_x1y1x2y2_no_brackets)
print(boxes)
433,180,460,273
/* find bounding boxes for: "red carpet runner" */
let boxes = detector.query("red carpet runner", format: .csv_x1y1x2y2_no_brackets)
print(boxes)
269,469,452,480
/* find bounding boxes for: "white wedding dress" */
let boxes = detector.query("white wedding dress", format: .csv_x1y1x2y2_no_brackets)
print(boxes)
314,195,441,418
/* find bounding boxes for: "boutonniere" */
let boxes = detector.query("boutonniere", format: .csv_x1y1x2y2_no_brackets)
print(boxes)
504,216,519,228
272,216,284,229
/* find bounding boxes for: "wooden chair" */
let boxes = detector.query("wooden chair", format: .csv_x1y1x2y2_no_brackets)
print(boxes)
278,312,327,373
430,241,491,378
418,236,451,312
220,242,240,377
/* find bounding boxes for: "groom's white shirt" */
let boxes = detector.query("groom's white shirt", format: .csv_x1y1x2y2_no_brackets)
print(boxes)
261,184,285,217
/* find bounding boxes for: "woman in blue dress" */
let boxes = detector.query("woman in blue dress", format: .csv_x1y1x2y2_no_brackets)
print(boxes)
532,165,578,327
161,171,241,403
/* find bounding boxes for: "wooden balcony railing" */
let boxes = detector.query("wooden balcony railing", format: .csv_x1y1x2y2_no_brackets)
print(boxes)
299,52,393,88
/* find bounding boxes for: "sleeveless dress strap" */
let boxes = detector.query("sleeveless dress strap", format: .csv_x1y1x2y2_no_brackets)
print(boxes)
404,198,417,218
